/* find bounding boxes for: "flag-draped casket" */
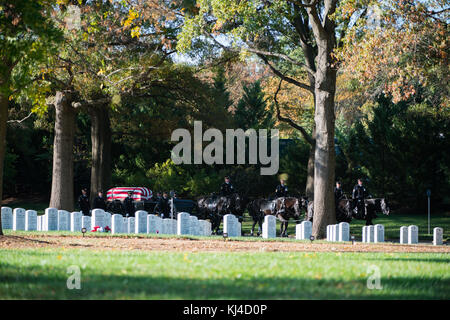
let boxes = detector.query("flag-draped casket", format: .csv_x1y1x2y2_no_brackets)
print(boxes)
106,187,152,202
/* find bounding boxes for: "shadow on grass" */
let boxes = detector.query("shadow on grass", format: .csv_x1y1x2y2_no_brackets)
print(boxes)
0,263,448,300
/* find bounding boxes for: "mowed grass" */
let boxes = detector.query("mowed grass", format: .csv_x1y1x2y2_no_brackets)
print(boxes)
0,248,448,299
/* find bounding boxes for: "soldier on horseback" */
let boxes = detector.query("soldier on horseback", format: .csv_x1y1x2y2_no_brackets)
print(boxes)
352,178,368,218
220,176,234,196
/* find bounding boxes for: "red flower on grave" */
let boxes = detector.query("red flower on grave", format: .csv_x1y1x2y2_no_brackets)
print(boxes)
104,226,111,232
92,226,100,232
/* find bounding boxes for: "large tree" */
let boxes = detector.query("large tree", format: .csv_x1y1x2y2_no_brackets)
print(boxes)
0,0,60,234
177,0,373,237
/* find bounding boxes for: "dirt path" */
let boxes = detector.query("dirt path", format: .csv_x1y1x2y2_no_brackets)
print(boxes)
0,234,448,253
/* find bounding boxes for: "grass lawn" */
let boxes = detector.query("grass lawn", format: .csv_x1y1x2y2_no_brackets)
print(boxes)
0,248,449,299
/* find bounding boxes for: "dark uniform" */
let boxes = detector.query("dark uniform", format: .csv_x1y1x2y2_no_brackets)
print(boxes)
154,196,170,218
334,187,344,203
220,182,234,196
352,184,368,217
93,196,107,210
123,194,135,217
275,184,288,198
78,193,90,216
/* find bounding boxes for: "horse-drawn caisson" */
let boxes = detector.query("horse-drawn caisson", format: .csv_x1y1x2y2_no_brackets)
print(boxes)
106,177,390,237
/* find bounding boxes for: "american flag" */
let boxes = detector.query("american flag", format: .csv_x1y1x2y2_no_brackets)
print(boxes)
106,187,153,201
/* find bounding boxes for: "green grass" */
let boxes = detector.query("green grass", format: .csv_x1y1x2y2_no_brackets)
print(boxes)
0,248,448,299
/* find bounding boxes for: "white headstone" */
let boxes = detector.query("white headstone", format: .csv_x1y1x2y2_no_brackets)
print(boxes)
189,216,199,236
25,210,37,231
338,222,350,242
122,217,128,233
362,226,368,243
198,220,212,236
223,214,239,237
367,225,375,243
104,212,112,228
237,222,242,237
400,226,408,244
70,212,82,232
296,224,303,240
177,212,190,235
433,227,443,246
111,214,123,234
92,209,105,228
1,207,13,229
262,215,276,239
161,218,172,234
37,215,42,231
135,210,148,233
408,225,418,244
82,215,91,231
300,221,312,240
57,210,70,231
13,208,26,230
332,224,339,242
147,214,162,234
326,225,331,241
44,208,58,231
374,224,384,243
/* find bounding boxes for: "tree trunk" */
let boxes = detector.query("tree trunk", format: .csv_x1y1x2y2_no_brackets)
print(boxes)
305,127,316,200
311,40,337,239
49,91,76,211
90,103,112,202
0,93,8,235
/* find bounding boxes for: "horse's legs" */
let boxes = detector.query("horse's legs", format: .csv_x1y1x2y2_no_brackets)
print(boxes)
251,219,257,236
257,217,263,236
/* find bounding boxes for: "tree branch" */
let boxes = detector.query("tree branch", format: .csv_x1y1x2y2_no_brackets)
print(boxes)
273,79,314,145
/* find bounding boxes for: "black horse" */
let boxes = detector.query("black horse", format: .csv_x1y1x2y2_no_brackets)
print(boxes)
247,199,276,236
306,198,389,225
197,193,247,234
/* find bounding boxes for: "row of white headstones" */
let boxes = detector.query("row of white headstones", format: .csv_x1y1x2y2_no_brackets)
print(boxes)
0,207,243,237
1,207,444,245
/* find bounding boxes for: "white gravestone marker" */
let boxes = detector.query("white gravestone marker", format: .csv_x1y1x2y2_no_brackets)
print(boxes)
362,226,368,243
374,224,384,243
13,208,26,231
37,215,42,231
368,225,375,243
296,224,303,240
104,212,112,228
161,219,173,234
433,227,443,246
111,214,123,234
198,220,212,236
177,212,190,235
223,214,239,237
338,222,350,242
135,210,148,233
92,209,105,228
301,221,312,240
44,208,58,231
262,215,276,239
70,212,82,232
122,217,128,233
189,216,199,236
58,210,70,231
82,215,91,231
332,224,339,242
326,225,331,241
237,222,242,237
408,225,418,244
25,210,37,231
127,217,135,234
147,214,162,234
1,207,13,229
400,226,408,244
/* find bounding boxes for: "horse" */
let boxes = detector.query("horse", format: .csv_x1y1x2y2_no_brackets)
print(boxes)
197,193,247,234
247,199,276,236
306,198,389,225
274,197,302,237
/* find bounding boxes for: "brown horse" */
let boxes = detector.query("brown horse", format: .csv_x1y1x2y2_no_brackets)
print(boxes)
274,197,302,237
